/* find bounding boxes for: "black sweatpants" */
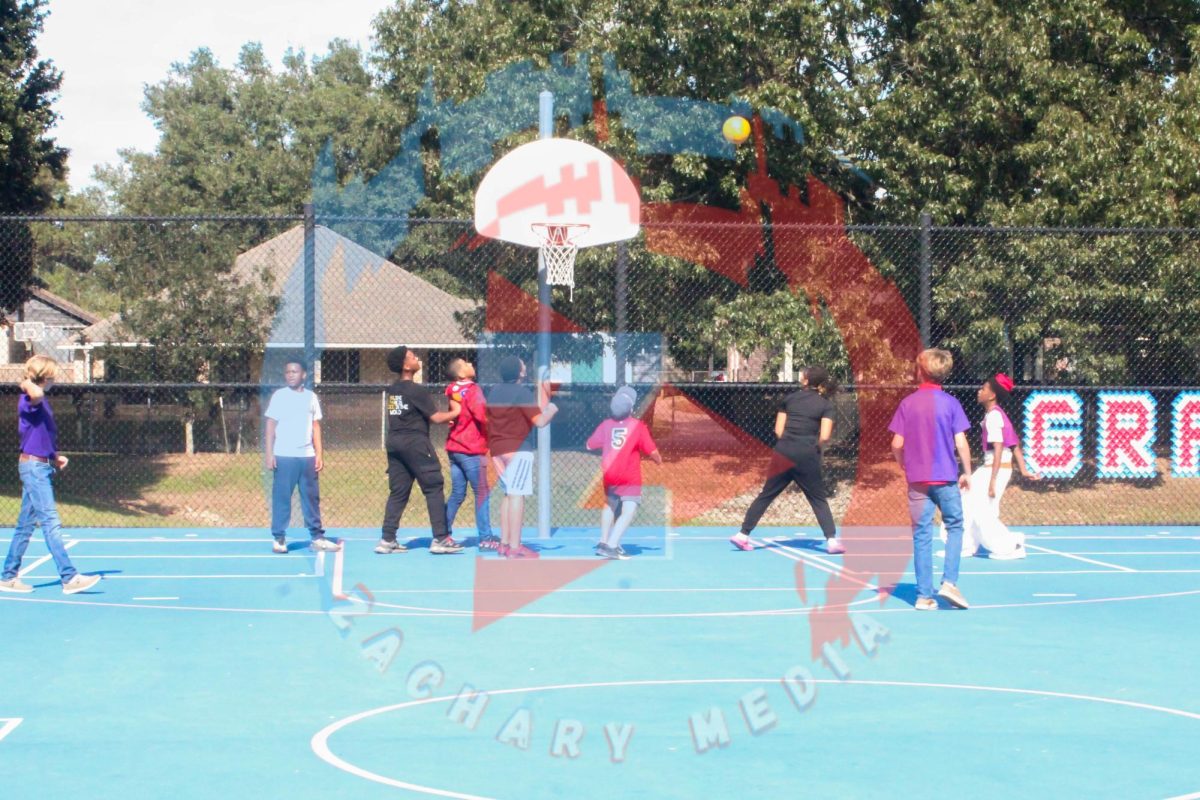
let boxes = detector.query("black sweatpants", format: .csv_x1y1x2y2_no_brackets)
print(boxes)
383,439,449,541
741,442,836,539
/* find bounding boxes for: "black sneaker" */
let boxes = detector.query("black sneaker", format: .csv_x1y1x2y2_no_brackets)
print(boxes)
430,537,465,554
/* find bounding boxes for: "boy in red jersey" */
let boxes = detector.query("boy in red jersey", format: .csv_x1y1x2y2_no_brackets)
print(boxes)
444,358,495,548
586,386,662,559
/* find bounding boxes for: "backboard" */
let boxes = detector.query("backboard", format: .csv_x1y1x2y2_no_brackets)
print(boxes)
474,138,640,248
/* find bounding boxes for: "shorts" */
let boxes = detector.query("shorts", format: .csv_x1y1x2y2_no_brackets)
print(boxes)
496,451,535,496
605,485,641,512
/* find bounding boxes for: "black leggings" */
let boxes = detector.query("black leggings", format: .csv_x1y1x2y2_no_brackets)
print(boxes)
383,442,449,541
740,444,836,539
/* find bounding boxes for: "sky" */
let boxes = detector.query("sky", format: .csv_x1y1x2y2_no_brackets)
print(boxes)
38,0,390,191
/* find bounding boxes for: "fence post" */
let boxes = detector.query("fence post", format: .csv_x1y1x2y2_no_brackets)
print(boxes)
303,202,317,389
919,211,932,348
615,240,628,384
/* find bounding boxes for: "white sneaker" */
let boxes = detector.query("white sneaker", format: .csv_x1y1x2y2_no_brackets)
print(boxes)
374,539,408,554
309,537,342,552
0,576,33,593
915,597,938,611
826,537,846,555
272,538,288,554
62,574,101,595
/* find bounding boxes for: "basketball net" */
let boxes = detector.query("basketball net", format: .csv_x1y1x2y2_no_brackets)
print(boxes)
532,223,589,301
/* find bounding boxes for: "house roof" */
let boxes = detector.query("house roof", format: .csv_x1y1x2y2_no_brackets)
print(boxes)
80,225,478,348
25,287,102,326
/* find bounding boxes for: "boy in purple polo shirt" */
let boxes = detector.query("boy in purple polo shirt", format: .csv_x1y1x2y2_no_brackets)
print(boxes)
888,349,972,610
1,356,101,595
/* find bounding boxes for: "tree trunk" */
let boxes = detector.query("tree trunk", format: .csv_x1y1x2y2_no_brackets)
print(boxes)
184,419,195,456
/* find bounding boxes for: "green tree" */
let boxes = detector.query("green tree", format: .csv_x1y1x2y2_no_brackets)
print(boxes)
0,0,68,311
852,0,1200,383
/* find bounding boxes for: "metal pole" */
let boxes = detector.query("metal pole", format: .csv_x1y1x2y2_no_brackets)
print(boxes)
615,240,628,384
536,91,554,539
303,202,317,389
918,211,932,349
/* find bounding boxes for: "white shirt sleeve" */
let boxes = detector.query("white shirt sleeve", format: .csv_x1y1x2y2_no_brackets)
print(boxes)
265,389,283,421
984,409,1005,444
310,391,323,422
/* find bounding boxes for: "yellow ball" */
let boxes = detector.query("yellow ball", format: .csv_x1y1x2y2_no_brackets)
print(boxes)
722,116,751,145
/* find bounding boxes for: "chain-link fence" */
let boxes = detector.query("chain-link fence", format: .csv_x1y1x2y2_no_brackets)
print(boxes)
1,212,1197,529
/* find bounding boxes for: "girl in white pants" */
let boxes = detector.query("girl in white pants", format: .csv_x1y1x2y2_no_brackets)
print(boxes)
942,374,1040,559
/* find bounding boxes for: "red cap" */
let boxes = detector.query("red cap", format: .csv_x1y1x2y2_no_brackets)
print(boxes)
994,373,1014,392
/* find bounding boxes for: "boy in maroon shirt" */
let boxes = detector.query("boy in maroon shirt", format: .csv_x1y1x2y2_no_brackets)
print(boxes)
586,386,662,559
444,357,495,548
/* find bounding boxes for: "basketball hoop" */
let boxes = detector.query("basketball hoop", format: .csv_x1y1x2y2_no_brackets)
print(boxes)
532,223,589,301
12,321,45,343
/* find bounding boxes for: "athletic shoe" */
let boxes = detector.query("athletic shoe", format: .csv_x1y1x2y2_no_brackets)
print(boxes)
598,544,631,561
914,597,938,611
505,544,539,559
430,537,465,554
729,534,754,551
310,537,342,552
62,574,101,595
826,537,846,555
987,544,1026,560
496,543,510,557
272,538,288,554
0,577,33,593
937,581,969,609
478,536,501,550
374,539,407,554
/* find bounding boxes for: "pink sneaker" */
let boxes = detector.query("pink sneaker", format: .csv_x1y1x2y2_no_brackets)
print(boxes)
729,534,754,551
506,544,540,559
496,543,510,557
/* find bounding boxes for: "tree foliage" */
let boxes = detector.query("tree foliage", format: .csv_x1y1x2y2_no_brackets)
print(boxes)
0,0,68,311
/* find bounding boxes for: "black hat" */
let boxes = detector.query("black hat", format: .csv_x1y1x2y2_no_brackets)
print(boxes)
387,345,410,374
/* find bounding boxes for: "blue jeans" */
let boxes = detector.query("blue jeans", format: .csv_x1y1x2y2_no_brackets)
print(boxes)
4,460,77,582
907,483,964,600
446,452,491,537
271,456,324,539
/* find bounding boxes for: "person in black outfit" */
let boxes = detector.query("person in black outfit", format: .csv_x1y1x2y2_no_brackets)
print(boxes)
377,345,463,555
731,366,843,554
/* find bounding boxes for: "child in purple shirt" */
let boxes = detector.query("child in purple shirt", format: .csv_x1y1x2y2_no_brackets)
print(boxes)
888,349,973,610
1,356,101,595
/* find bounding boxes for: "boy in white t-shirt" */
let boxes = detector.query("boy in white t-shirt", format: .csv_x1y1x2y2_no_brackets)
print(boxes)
264,360,339,553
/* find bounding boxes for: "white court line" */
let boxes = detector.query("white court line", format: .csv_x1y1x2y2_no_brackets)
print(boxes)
68,555,306,559
17,540,78,577
758,538,880,592
311,678,1200,800
1024,543,1137,572
314,550,325,579
20,573,320,580
960,569,1200,575
331,546,345,599
0,718,22,742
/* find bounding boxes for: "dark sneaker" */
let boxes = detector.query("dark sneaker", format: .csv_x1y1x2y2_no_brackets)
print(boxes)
598,544,630,561
62,574,101,595
430,537,465,554
374,539,407,554
478,536,501,550
310,537,342,552
272,538,288,554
